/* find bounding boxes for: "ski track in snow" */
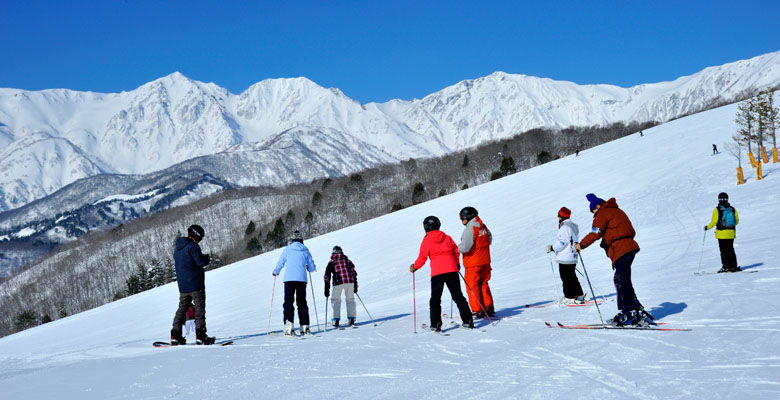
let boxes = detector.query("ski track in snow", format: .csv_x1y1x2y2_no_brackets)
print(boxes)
1,102,780,398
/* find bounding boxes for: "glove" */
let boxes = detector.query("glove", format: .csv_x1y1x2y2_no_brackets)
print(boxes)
703,225,708,231
324,284,330,298
353,281,358,294
272,271,277,277
545,244,553,253
410,264,416,273
574,243,582,252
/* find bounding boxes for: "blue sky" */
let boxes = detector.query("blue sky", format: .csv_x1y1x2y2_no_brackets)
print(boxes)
2,1,779,103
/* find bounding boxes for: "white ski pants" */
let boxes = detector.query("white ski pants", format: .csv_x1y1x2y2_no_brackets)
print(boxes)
330,283,356,320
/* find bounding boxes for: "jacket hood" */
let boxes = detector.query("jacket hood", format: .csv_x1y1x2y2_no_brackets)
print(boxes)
600,198,619,210
561,219,579,237
287,241,308,252
175,236,193,250
330,252,349,261
426,230,450,243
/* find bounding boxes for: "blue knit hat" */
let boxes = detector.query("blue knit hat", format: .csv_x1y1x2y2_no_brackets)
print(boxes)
586,193,605,211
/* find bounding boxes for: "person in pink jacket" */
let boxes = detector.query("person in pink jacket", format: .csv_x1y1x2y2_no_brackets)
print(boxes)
410,216,474,331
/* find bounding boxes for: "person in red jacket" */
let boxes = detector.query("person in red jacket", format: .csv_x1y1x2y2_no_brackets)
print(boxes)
410,216,474,331
577,194,647,327
457,206,495,318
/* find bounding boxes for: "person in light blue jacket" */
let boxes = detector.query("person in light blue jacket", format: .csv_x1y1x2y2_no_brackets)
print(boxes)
273,230,317,336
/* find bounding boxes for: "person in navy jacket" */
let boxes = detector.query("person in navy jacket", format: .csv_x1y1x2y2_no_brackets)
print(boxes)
171,224,214,345
273,230,317,336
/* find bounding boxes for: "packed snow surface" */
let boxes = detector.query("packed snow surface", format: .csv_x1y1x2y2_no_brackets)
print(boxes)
0,102,778,399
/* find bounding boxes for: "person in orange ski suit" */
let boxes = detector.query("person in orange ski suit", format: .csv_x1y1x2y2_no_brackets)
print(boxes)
457,207,495,318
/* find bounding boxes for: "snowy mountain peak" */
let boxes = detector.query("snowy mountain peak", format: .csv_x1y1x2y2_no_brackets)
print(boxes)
1,51,779,213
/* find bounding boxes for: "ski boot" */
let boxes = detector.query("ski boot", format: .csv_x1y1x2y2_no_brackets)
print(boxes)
284,320,295,336
610,311,629,327
348,317,356,327
429,321,443,332
573,295,586,305
331,318,340,328
170,328,186,346
486,307,496,318
461,319,475,329
195,328,215,345
301,325,312,336
473,310,486,319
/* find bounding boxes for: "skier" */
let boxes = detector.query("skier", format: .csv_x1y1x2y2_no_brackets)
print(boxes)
576,194,647,326
323,245,358,327
704,192,740,273
545,207,585,304
712,144,718,155
457,206,495,318
410,216,474,331
170,224,215,345
273,230,317,336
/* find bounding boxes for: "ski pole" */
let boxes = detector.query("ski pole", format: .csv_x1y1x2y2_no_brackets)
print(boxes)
548,254,563,307
324,293,329,332
355,293,377,326
267,275,277,335
696,230,707,274
576,249,605,325
308,270,320,332
458,271,496,326
412,268,417,333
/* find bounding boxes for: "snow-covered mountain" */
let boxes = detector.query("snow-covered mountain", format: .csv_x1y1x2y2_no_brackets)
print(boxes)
2,51,779,214
1,99,778,399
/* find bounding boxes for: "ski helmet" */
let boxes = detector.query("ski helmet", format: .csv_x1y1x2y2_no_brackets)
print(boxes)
332,245,343,254
423,216,441,232
187,224,205,241
718,192,729,204
459,206,478,221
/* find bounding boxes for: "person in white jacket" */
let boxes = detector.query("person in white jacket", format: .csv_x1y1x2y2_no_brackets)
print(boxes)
545,207,585,304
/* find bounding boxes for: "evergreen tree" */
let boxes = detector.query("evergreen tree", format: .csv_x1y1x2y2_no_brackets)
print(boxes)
245,221,256,236
246,237,262,253
412,182,425,205
462,154,469,167
312,191,323,207
15,310,37,331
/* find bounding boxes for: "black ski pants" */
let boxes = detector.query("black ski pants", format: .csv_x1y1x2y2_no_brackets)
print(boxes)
613,251,640,313
173,289,206,333
283,281,310,325
718,239,738,270
430,271,472,327
558,263,584,299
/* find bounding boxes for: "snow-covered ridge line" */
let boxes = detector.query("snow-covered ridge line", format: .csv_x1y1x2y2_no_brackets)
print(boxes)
1,50,779,213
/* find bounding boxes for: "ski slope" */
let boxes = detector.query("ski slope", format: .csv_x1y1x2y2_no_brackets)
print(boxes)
0,101,778,399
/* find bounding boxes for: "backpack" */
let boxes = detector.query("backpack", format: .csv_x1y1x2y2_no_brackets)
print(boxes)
717,206,736,230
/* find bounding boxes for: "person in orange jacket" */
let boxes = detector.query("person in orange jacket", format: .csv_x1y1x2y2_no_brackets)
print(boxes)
410,216,474,331
457,206,495,318
577,194,647,327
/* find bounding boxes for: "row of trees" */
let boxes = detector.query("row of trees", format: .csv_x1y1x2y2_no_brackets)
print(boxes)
730,89,779,167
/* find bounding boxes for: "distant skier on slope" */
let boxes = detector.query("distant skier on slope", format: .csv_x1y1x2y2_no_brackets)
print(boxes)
704,192,740,273
273,230,317,336
410,216,474,331
712,144,719,155
576,194,648,327
457,206,495,318
170,224,215,345
546,207,585,304
324,245,358,327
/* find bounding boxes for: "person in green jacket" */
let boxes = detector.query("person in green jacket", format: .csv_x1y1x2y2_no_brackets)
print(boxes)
704,192,740,273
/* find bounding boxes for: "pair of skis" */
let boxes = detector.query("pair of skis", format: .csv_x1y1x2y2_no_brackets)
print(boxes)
545,321,691,331
153,340,234,347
